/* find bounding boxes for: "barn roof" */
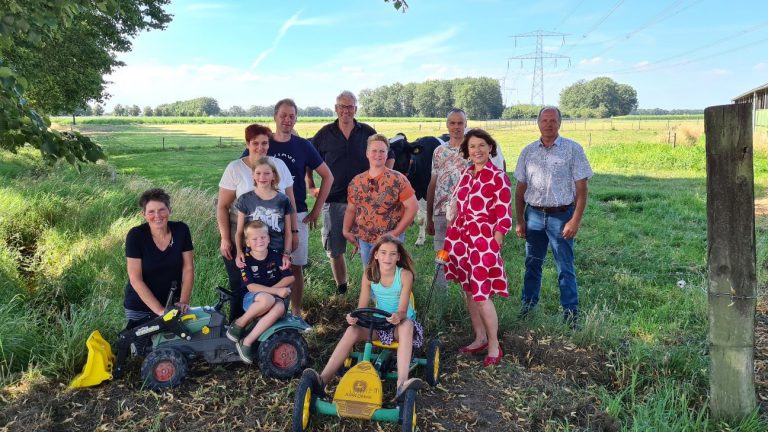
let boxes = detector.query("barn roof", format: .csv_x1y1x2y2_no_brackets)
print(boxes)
732,82,768,103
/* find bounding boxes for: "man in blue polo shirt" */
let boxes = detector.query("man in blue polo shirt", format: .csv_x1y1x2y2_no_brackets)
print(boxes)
310,90,393,295
260,98,334,316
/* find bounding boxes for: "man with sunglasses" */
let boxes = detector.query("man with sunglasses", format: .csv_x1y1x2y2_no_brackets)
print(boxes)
311,91,394,294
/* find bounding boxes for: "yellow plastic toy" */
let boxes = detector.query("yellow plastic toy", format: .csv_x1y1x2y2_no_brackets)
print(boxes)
68,330,115,389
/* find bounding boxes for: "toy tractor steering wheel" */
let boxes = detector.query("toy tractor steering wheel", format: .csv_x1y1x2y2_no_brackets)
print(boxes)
350,308,394,331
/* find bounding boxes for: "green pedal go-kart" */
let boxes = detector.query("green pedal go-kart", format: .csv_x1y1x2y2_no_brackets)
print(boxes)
70,285,311,390
292,307,441,432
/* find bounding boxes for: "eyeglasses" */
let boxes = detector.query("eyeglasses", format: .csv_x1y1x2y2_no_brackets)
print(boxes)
336,104,356,111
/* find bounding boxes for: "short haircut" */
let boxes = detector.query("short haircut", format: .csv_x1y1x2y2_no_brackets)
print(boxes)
367,133,390,151
138,188,171,211
244,219,269,236
446,108,467,121
537,106,562,123
336,90,357,105
252,157,281,191
244,124,273,143
274,98,298,116
459,128,498,159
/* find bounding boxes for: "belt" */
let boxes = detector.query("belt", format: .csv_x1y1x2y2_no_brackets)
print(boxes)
528,203,573,214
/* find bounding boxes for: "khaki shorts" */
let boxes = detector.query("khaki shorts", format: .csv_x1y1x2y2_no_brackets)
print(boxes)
322,203,348,258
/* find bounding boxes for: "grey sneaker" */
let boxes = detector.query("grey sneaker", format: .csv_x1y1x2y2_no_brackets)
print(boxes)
226,323,244,342
236,342,253,364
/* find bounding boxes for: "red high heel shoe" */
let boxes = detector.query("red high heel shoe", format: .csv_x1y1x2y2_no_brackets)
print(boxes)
458,341,488,354
483,346,504,367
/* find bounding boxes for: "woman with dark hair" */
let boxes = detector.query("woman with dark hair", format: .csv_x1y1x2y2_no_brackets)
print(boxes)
217,124,298,322
125,188,194,328
443,128,512,367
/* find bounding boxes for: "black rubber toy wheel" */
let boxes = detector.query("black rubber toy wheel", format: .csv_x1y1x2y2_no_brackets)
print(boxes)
140,347,188,390
400,388,417,432
424,339,441,386
258,331,309,380
292,374,316,432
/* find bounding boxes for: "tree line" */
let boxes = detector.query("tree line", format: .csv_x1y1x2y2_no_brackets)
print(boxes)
358,77,504,119
100,98,335,117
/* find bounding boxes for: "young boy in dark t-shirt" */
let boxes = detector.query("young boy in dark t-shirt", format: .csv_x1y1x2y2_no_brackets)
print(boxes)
226,221,294,364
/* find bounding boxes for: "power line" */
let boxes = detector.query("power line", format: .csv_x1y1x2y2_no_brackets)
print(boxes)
552,0,588,31
561,0,626,56
509,31,571,106
592,0,703,59
608,21,768,74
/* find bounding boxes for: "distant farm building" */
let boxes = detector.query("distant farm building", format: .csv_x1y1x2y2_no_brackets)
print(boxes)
732,82,768,129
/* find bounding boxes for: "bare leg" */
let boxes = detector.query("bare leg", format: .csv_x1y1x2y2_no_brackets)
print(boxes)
242,301,285,346
476,299,500,357
291,264,304,316
394,320,415,387
464,293,488,348
319,326,366,384
330,255,347,287
234,294,276,328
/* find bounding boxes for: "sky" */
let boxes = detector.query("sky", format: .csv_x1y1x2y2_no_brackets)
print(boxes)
103,0,768,112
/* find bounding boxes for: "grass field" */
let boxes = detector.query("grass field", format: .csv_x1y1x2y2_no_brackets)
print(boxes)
1,117,767,430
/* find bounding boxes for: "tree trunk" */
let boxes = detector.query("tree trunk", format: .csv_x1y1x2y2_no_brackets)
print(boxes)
706,103,756,420
72,113,76,125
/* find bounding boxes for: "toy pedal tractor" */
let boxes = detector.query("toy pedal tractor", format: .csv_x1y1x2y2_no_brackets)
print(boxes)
292,308,441,432
70,284,310,390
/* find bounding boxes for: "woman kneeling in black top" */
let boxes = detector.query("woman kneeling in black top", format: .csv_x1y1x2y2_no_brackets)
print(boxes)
124,188,194,328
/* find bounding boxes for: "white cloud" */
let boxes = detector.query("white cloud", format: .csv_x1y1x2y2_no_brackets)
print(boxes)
579,57,602,66
251,11,338,68
709,68,731,76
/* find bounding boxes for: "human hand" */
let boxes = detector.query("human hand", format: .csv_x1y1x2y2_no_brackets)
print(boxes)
276,287,292,299
220,239,233,260
343,231,358,247
235,251,246,268
309,187,320,198
426,220,435,236
280,255,292,270
515,222,526,239
386,312,402,325
174,302,190,314
562,220,580,240
303,209,320,230
494,231,504,248
346,313,358,326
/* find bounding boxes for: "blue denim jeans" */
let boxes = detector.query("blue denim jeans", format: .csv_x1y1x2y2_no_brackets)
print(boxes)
359,233,406,269
522,205,578,311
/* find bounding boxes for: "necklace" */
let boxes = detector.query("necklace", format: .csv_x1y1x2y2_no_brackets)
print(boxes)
151,229,174,249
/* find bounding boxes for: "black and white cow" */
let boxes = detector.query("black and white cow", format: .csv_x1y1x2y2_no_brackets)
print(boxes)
388,133,446,245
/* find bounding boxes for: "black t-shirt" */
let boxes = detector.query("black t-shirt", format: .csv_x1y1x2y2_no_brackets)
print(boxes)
240,249,293,289
124,221,194,312
312,119,393,203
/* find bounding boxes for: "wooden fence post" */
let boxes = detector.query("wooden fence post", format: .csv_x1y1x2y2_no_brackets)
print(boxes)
705,103,756,420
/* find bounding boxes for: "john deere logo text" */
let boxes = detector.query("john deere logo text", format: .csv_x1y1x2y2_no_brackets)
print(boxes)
353,380,367,393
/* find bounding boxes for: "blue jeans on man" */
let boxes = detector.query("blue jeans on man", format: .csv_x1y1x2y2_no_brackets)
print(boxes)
522,205,578,314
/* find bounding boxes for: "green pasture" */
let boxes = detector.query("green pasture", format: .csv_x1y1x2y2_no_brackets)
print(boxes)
1,117,767,430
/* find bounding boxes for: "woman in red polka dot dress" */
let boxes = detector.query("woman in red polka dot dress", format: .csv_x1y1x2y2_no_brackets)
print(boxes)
443,128,512,367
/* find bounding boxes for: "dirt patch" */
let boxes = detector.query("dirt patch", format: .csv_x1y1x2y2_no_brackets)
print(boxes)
1,301,618,431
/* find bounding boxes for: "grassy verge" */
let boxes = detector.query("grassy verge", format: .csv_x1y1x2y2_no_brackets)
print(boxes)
2,118,767,429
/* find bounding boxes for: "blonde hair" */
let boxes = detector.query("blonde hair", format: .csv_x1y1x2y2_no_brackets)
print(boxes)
365,235,416,283
366,133,390,151
244,220,269,237
252,157,280,191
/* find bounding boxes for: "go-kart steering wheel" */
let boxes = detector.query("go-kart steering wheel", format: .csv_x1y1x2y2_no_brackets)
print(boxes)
350,308,394,331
